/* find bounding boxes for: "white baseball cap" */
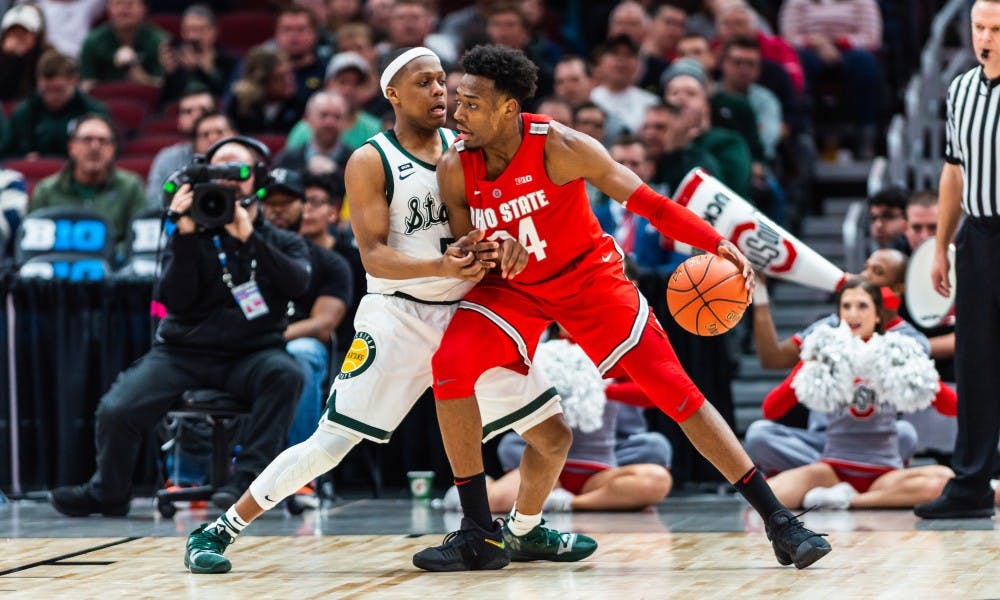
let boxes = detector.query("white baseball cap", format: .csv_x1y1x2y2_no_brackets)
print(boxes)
325,51,371,81
2,4,43,34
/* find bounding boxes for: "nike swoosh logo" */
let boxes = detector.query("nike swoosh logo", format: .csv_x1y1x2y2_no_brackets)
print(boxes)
265,495,276,503
677,394,689,414
473,190,481,195
557,533,577,555
602,252,614,262
484,538,505,549
436,378,456,386
741,467,756,485
399,172,414,180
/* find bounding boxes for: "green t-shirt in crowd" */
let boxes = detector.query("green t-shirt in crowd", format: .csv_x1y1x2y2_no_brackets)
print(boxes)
654,146,723,194
79,23,167,82
710,91,766,162
692,127,752,199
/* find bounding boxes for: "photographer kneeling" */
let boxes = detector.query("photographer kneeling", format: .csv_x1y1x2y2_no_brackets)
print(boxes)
51,136,311,517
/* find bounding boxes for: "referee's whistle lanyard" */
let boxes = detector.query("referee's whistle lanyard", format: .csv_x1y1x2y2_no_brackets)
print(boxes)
212,234,270,320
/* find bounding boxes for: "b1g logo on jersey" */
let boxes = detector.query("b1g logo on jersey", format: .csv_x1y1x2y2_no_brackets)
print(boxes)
404,192,448,234
338,332,377,379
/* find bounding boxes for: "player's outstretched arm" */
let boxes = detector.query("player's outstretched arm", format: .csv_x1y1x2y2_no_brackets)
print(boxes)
545,122,753,290
545,123,722,253
346,145,485,281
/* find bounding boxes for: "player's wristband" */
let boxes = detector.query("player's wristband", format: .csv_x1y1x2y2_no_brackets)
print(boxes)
624,184,724,254
752,283,769,306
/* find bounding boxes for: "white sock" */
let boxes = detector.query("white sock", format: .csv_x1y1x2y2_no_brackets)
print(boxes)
212,506,248,539
507,506,542,536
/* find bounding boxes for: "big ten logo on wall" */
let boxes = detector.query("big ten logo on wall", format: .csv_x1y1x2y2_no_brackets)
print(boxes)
16,210,114,281
130,217,166,255
19,217,109,255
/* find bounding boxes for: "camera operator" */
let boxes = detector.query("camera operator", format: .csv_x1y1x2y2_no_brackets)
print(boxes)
50,136,311,517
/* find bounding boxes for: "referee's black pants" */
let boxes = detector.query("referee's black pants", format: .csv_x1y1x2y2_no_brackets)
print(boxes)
950,217,1000,500
87,344,303,503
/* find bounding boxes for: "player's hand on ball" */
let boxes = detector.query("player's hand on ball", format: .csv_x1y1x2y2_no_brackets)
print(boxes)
498,238,528,279
717,239,755,296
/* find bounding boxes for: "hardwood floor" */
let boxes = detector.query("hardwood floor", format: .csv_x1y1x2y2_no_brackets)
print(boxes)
3,530,999,598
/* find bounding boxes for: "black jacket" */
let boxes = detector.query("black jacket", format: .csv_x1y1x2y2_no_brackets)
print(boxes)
155,220,310,354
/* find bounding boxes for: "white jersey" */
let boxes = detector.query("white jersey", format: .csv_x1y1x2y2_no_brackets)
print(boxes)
364,128,473,302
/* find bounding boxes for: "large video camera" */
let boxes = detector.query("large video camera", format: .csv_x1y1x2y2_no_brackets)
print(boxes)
162,158,253,229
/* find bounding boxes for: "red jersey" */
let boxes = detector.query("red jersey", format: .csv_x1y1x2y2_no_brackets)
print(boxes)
457,113,607,285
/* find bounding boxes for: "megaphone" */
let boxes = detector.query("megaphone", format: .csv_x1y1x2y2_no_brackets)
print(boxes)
673,168,847,292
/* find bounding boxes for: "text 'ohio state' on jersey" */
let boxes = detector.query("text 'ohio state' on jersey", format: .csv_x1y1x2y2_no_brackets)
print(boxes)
456,114,606,286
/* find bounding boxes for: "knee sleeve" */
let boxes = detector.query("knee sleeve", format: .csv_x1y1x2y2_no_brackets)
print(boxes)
249,426,361,510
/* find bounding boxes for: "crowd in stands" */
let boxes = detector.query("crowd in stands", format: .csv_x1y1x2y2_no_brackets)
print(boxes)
0,0,965,507
0,0,922,266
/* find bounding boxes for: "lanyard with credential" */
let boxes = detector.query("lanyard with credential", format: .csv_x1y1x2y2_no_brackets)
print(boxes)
212,234,270,320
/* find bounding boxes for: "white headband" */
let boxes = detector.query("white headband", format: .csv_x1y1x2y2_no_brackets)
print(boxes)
380,47,438,98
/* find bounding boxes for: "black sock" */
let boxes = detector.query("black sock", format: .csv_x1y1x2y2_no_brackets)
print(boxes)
455,472,492,530
733,466,784,519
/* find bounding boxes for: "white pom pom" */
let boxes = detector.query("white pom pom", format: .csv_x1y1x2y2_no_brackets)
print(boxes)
533,340,606,433
792,324,860,412
791,326,941,415
863,332,939,413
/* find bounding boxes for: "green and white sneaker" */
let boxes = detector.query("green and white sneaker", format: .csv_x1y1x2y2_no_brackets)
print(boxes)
184,523,234,574
502,519,597,562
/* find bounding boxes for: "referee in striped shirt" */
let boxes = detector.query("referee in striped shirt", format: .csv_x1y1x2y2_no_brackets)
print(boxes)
915,0,1000,519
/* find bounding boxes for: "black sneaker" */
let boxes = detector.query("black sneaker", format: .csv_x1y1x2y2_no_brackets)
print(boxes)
50,485,130,517
765,508,831,569
914,494,995,519
412,518,510,572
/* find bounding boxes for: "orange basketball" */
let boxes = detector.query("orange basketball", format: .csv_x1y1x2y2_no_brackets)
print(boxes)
666,254,749,336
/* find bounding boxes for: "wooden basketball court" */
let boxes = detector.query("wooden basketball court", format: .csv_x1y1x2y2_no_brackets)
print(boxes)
2,497,997,597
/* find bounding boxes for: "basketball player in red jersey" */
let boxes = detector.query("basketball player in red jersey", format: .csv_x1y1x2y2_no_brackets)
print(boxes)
412,45,831,572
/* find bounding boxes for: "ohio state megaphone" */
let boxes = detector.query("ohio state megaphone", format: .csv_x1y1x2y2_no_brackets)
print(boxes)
673,168,846,292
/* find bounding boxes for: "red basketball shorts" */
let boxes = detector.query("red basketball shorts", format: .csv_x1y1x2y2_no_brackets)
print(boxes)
432,246,705,422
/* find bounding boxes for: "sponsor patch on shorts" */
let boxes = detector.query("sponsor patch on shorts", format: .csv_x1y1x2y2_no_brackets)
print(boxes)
337,331,376,379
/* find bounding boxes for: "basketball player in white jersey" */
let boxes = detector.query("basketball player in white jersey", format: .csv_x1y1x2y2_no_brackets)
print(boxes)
184,48,596,574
